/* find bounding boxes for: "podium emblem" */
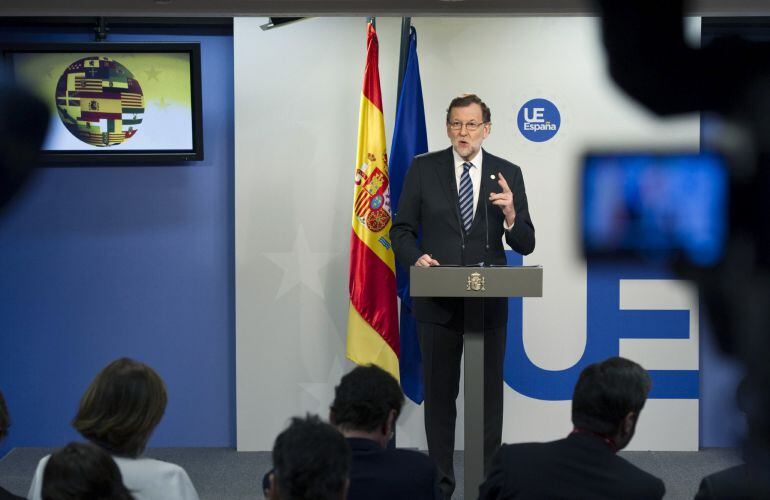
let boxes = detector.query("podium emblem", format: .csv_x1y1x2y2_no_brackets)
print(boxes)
466,272,485,291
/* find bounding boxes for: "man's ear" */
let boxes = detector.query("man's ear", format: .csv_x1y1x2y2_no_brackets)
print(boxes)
266,472,278,500
622,411,638,436
483,122,492,138
385,408,397,435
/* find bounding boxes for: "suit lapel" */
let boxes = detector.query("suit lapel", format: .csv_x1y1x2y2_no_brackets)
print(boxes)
434,147,462,233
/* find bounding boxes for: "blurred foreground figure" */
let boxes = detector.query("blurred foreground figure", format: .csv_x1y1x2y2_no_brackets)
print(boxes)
0,390,23,499
695,377,761,500
596,1,770,497
0,75,48,212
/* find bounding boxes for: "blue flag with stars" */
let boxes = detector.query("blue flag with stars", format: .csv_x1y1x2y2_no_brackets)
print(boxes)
390,27,428,403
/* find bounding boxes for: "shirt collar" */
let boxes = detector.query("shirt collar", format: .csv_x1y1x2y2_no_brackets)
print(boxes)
345,437,383,451
452,148,483,170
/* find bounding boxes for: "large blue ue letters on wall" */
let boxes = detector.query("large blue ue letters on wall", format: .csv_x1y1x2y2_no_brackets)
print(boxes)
503,251,699,400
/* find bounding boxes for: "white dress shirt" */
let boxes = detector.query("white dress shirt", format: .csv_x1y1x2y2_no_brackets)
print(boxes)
452,148,514,231
452,148,482,220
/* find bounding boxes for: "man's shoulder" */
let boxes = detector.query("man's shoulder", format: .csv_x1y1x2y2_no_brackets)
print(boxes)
0,485,23,500
610,453,665,495
496,440,556,464
113,455,191,479
482,149,522,171
377,447,435,472
387,447,434,461
497,440,664,498
414,148,452,164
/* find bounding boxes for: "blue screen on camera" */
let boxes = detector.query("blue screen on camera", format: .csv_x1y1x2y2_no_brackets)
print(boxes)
583,152,728,266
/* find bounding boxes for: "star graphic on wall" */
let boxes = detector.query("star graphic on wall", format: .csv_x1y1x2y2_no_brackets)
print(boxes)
298,357,347,416
264,228,337,299
144,66,162,81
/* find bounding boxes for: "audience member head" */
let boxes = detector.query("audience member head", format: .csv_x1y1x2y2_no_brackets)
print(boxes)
329,364,404,448
571,356,651,451
268,414,350,500
42,442,133,500
0,389,10,442
72,358,167,457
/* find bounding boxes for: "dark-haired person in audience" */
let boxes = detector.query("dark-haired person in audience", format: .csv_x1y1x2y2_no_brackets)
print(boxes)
479,356,665,500
0,390,23,500
265,414,350,500
695,376,759,500
329,365,441,500
28,358,199,500
42,442,132,500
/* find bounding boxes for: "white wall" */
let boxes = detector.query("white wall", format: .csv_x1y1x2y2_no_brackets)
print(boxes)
235,16,700,451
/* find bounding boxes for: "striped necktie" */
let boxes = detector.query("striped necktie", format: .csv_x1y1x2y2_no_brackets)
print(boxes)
458,161,474,232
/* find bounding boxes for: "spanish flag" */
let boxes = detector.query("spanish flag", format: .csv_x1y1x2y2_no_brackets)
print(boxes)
347,21,399,379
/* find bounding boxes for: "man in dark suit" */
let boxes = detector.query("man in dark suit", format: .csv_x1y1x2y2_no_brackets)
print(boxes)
329,364,441,500
479,357,665,499
0,391,23,500
391,93,535,498
694,376,765,500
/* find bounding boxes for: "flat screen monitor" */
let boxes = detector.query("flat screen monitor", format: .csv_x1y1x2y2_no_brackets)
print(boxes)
1,42,203,163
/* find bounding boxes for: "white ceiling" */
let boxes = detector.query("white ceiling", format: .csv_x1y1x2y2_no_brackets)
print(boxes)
2,0,770,18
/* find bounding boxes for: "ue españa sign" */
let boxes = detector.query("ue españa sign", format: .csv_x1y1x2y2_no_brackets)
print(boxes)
517,98,560,142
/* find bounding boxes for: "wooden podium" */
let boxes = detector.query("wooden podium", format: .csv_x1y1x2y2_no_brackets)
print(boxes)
410,265,543,499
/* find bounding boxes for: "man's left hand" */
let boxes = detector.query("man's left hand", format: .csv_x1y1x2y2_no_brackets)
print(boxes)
489,172,516,227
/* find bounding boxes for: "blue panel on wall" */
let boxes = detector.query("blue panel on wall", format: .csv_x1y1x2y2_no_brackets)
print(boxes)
0,30,234,456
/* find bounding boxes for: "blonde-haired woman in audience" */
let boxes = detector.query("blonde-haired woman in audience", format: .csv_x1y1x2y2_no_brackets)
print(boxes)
28,358,199,500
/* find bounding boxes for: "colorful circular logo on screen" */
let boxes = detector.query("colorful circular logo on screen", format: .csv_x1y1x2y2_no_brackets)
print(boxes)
517,98,560,142
55,57,145,147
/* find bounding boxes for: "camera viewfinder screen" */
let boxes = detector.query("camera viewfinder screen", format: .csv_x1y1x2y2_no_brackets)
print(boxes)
583,152,728,266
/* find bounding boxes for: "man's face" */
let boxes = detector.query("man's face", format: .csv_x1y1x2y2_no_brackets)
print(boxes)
447,103,490,161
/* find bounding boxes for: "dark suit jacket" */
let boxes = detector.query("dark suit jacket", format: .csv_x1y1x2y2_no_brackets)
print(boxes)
695,464,760,500
346,438,441,500
390,147,535,327
478,433,665,500
0,485,23,500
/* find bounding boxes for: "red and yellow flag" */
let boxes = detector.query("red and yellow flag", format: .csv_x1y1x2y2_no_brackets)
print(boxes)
347,21,399,379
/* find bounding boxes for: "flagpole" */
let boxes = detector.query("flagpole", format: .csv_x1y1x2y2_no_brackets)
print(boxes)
396,17,412,108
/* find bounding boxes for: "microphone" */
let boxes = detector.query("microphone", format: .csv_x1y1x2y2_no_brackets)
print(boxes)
484,180,490,251
454,195,466,263
482,178,490,266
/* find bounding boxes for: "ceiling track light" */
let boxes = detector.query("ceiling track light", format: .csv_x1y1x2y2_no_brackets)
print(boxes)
259,17,307,31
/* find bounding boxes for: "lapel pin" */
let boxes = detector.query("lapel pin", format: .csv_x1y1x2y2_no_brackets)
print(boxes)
490,174,496,180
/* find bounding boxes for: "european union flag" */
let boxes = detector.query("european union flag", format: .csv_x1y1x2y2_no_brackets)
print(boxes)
390,27,428,403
